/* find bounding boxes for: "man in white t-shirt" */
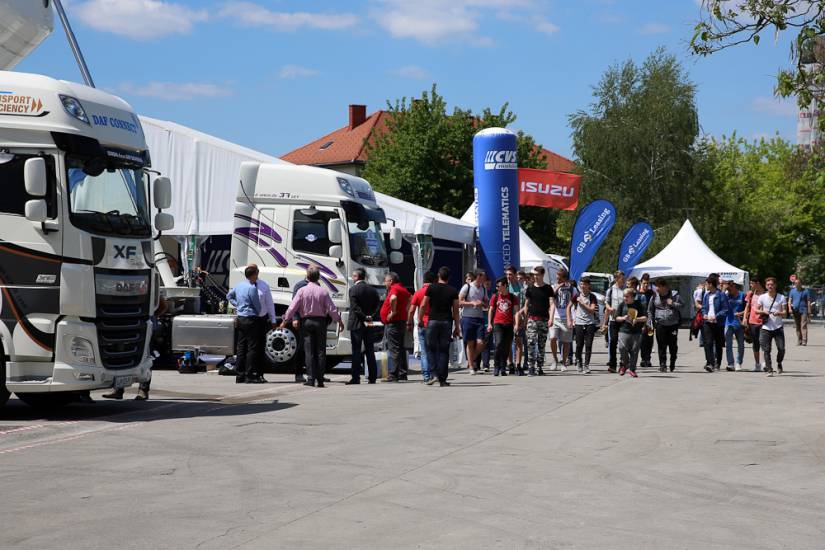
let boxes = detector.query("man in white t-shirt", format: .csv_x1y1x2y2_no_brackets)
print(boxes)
756,277,788,376
459,270,488,374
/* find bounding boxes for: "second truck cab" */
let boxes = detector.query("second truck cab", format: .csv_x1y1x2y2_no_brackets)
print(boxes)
229,161,401,369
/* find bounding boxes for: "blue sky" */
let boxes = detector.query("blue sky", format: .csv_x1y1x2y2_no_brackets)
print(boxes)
17,0,799,160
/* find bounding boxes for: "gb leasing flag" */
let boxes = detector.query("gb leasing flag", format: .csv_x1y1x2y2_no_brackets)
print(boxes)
568,199,616,281
617,221,654,274
518,168,581,210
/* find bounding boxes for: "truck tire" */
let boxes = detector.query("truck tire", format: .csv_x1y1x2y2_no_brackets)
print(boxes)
0,354,10,408
264,326,300,372
15,392,76,410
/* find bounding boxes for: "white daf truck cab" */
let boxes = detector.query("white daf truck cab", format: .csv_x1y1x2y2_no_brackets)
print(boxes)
0,70,174,408
226,161,402,369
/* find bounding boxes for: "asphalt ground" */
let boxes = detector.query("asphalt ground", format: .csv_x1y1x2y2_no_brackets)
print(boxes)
1,327,823,549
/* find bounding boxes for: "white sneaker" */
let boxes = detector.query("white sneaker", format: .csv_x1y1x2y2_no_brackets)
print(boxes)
584,365,591,374
559,364,567,372
470,369,478,375
549,362,558,371
734,364,742,372
753,363,762,372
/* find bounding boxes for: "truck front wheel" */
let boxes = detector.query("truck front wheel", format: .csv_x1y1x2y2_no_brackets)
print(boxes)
264,327,300,372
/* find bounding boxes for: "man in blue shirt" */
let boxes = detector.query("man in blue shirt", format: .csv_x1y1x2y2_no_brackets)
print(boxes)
788,279,812,346
724,281,746,371
227,265,264,384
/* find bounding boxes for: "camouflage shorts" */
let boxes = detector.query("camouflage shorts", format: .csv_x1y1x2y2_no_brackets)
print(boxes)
526,319,549,367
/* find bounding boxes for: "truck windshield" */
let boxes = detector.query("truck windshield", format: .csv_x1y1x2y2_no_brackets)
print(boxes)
342,201,388,268
66,155,151,237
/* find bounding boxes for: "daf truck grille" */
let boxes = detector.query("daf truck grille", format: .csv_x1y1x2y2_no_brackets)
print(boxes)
95,294,150,370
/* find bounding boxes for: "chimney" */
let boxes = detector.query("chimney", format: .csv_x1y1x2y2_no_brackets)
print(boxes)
348,104,367,130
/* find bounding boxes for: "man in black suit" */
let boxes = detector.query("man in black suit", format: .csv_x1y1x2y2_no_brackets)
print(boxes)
348,268,381,384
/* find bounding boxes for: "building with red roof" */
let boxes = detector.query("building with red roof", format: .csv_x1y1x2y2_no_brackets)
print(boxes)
282,104,575,176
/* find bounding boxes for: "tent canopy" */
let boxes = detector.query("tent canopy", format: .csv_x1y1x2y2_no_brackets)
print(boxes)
378,192,475,244
629,220,747,284
141,116,284,236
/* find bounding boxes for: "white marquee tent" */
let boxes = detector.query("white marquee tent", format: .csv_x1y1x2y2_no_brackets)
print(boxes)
629,219,747,284
141,116,286,237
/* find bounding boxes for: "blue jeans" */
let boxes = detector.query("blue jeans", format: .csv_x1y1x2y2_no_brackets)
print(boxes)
725,325,745,367
418,326,431,380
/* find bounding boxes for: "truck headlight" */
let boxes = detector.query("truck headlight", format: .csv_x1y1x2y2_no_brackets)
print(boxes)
69,337,96,366
59,94,90,125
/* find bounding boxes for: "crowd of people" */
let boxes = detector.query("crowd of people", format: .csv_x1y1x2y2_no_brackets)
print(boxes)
225,260,809,387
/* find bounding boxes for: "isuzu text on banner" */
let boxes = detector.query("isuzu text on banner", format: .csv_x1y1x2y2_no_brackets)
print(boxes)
518,168,581,210
568,199,616,281
473,127,520,280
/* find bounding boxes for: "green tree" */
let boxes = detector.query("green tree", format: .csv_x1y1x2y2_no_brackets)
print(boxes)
563,49,702,272
694,135,825,283
691,1,825,119
363,85,561,250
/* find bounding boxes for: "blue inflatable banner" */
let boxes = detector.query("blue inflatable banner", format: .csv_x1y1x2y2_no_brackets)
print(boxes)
473,127,520,280
568,199,616,281
617,220,654,274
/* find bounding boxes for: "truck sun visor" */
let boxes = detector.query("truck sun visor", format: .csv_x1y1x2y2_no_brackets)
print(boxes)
51,131,149,168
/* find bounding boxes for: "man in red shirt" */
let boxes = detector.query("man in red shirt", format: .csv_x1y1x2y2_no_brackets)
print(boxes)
381,272,412,381
488,277,520,377
408,271,434,382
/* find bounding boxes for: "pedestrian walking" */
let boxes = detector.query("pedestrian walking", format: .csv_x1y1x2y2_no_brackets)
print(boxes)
724,282,746,372
348,268,381,384
648,278,682,372
574,277,600,374
420,266,461,386
459,270,488,374
381,272,412,382
291,274,310,383
523,265,555,377
489,277,519,376
616,288,647,377
408,271,434,383
281,266,344,388
742,277,766,371
550,268,576,372
227,265,264,384
603,270,626,372
788,278,811,346
701,274,729,372
638,278,655,368
757,277,788,376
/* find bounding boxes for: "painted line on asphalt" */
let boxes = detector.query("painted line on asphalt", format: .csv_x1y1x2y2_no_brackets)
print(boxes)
0,421,80,437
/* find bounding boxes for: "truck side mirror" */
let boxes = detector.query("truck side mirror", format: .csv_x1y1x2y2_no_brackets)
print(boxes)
153,176,172,210
328,218,343,244
24,157,47,197
389,251,404,265
25,199,48,223
328,245,343,263
389,227,403,250
155,212,174,231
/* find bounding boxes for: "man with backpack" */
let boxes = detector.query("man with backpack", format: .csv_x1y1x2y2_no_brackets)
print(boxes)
459,270,488,375
647,278,682,372
603,270,626,373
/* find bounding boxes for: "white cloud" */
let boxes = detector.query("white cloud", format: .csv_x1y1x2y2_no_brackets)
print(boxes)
71,0,209,40
371,0,554,45
279,65,319,79
639,22,671,35
751,96,798,117
390,65,428,79
535,17,560,34
119,82,231,101
220,1,358,31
